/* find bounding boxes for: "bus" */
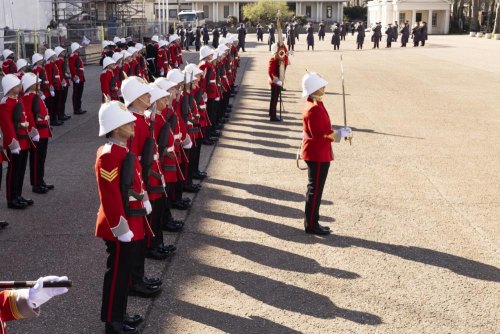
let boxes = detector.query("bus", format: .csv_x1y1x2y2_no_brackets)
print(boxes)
178,10,206,26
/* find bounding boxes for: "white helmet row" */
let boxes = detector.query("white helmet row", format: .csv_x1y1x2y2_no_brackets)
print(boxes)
154,78,176,92
44,49,56,61
158,40,169,48
151,35,159,43
1,74,21,95
302,71,328,97
54,46,66,57
184,63,203,77
102,57,116,70
16,59,28,71
135,43,145,51
148,83,169,104
112,52,123,63
166,69,184,85
32,53,44,65
98,100,137,136
127,47,138,55
71,42,82,53
113,36,121,44
2,49,14,60
199,45,215,61
121,76,152,107
168,34,180,44
21,72,40,91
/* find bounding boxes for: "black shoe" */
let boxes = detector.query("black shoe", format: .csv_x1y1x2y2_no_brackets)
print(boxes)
7,199,27,209
305,227,331,235
42,182,54,190
50,120,64,126
172,200,190,210
160,244,177,252
163,220,184,232
202,139,214,145
270,117,282,122
146,248,170,260
318,224,330,231
105,322,138,334
61,114,71,121
209,136,219,142
124,314,143,327
193,172,207,180
142,277,162,286
74,109,87,115
0,221,8,229
128,283,161,298
18,196,34,206
32,186,49,194
183,184,201,193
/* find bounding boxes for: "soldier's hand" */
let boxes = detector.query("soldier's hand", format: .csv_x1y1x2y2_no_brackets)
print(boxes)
340,127,353,139
143,200,153,215
117,230,134,242
28,276,69,308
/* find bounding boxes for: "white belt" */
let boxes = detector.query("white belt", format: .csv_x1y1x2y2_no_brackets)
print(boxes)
174,133,182,140
138,154,159,161
55,75,60,78
209,80,216,83
167,145,175,153
199,105,206,110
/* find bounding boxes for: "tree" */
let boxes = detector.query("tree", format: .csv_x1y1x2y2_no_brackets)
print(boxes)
494,1,500,33
470,0,480,31
242,0,294,24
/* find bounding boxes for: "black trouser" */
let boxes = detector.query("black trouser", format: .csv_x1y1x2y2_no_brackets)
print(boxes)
187,139,201,183
334,44,340,50
61,86,69,116
387,40,392,48
269,84,280,119
131,239,147,285
29,138,48,187
304,161,330,231
341,35,346,40
421,40,425,46
207,98,216,135
373,39,379,48
6,150,28,202
164,183,174,222
54,89,64,120
413,39,419,47
357,42,363,49
147,197,165,249
101,239,141,323
46,96,55,122
72,82,84,113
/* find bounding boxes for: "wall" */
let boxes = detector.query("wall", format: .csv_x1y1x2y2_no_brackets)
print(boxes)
0,0,52,30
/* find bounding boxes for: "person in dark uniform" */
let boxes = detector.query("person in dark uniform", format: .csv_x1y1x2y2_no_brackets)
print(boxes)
385,24,395,48
306,23,315,50
420,22,428,46
294,22,300,41
331,24,341,50
356,22,366,49
185,25,193,50
212,27,220,48
69,42,87,115
340,22,347,40
412,23,421,47
222,25,228,37
300,71,352,235
237,23,247,52
372,23,381,48
393,21,399,42
318,21,326,41
195,26,202,51
400,21,410,47
287,24,296,51
256,24,264,42
351,22,356,35
202,24,210,45
268,24,276,51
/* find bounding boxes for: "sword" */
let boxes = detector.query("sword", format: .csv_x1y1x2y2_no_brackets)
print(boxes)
340,54,352,145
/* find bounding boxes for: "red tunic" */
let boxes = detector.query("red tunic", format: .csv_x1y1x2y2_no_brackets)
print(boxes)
1,290,39,334
68,53,85,83
1,59,17,75
155,109,177,183
168,44,179,68
55,58,71,88
100,69,119,101
0,97,30,150
198,61,217,99
95,142,147,241
44,61,63,91
22,92,51,139
31,66,50,98
301,98,334,162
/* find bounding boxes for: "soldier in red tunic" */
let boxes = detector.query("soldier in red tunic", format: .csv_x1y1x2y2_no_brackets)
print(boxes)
300,72,352,235
68,42,87,115
22,73,54,194
44,49,65,125
100,57,119,101
54,46,72,121
0,74,34,209
0,276,68,334
198,46,219,141
95,100,150,334
1,50,16,75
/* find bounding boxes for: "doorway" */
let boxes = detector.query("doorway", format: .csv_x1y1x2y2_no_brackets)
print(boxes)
416,12,422,22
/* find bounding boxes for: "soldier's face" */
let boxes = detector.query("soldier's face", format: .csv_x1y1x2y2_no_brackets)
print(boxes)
117,122,135,139
9,85,21,96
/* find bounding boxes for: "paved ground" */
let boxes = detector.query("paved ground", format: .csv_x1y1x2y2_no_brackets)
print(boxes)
1,33,499,333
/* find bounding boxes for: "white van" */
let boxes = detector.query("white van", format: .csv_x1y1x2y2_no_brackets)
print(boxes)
178,10,206,26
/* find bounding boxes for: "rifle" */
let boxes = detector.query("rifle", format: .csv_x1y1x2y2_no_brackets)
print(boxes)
0,280,73,289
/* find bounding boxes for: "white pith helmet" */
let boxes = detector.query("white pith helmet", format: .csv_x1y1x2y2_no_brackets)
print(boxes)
54,46,65,57
102,40,110,49
148,83,169,104
219,37,227,45
71,42,82,53
44,49,56,61
98,100,137,136
121,76,152,107
32,53,43,65
1,74,21,95
168,34,179,43
2,49,14,59
127,47,138,55
159,40,169,48
271,43,278,54
112,52,123,63
16,59,28,71
21,72,41,91
184,63,203,76
113,36,121,44
154,78,177,92
102,57,116,69
166,69,184,85
199,46,215,61
134,43,144,51
151,35,159,43
121,51,132,60
302,71,328,97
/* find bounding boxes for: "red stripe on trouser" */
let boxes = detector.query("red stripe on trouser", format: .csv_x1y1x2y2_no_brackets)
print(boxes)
106,241,121,322
33,145,38,186
309,163,321,230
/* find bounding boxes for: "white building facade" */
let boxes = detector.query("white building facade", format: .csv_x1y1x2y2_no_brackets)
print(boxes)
186,0,345,23
367,0,451,34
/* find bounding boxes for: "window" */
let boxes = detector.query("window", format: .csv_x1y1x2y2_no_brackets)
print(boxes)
306,6,311,18
327,6,332,18
203,5,209,19
399,13,405,23
169,10,177,19
432,12,437,27
224,5,229,18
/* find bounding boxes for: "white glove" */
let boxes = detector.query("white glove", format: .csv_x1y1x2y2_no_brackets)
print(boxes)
10,147,21,154
32,134,40,142
28,276,69,308
275,80,283,87
117,230,134,242
182,135,193,149
73,77,80,84
50,87,55,97
160,69,165,76
41,94,46,101
340,127,353,139
143,200,152,215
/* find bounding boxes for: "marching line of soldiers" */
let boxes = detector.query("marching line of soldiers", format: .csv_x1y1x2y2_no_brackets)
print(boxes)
94,34,240,334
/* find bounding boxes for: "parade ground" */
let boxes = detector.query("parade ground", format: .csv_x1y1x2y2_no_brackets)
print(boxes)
1,33,500,333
